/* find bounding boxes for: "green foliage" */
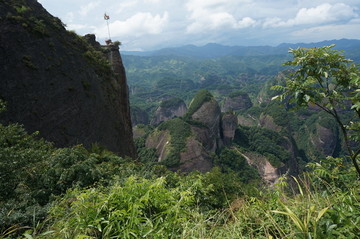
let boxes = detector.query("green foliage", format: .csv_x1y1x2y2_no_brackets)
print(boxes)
22,55,38,70
0,123,53,202
40,145,127,200
306,156,358,190
272,45,360,176
83,49,112,76
264,102,301,130
15,5,29,14
157,118,191,167
48,176,197,238
0,100,6,113
113,40,121,46
134,137,158,164
215,148,260,183
0,121,131,231
190,167,244,210
234,126,291,167
228,90,247,98
160,97,184,108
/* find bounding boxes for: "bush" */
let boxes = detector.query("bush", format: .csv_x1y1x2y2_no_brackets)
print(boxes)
48,176,197,238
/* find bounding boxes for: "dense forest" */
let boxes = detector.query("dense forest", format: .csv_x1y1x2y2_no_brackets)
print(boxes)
1,0,360,238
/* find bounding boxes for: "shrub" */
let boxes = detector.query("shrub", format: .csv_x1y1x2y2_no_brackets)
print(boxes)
48,176,197,238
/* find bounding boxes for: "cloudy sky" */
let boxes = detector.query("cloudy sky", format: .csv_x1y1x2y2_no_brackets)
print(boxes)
38,0,360,51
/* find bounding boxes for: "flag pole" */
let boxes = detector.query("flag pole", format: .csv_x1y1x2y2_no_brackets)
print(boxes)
104,13,111,41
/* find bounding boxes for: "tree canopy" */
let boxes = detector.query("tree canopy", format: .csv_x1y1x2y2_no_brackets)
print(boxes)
272,45,360,176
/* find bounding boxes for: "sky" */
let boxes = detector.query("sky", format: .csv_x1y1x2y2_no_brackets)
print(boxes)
38,0,360,51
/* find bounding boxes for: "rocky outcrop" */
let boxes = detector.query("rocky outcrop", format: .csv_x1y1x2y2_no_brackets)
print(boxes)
237,114,259,127
191,100,222,152
259,114,283,132
145,124,213,172
178,137,213,173
0,0,136,157
222,92,252,112
238,151,280,185
222,113,238,145
278,136,299,176
151,98,187,126
145,130,171,161
312,123,339,156
131,106,149,126
145,91,224,172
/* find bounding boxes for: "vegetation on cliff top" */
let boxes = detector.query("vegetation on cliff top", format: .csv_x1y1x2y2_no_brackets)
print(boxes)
185,89,214,118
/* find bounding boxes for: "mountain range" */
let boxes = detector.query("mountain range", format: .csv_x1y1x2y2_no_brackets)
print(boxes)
123,39,360,59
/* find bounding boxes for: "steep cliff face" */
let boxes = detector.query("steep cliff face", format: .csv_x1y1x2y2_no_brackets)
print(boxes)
221,113,238,146
259,114,283,132
131,106,149,126
145,117,213,172
145,128,212,173
240,151,280,185
222,92,252,112
0,0,136,157
190,100,222,152
145,91,225,172
312,124,339,156
151,98,187,126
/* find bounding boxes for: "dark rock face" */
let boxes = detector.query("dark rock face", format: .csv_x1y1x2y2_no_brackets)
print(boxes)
221,113,238,145
151,98,187,126
222,93,252,112
131,106,149,126
312,124,339,156
0,0,136,158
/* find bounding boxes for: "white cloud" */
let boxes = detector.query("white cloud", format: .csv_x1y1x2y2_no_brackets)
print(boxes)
114,1,139,14
291,23,360,41
186,0,256,33
64,12,74,23
237,17,257,28
143,0,161,3
79,1,100,17
67,23,95,32
95,12,169,38
264,3,357,28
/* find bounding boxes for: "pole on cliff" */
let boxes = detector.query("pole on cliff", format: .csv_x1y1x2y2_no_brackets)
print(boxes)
104,13,111,44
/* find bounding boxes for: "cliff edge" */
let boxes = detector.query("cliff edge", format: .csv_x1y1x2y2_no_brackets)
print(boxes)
0,0,136,158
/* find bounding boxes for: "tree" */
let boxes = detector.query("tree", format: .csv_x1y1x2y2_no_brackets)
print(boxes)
272,45,360,177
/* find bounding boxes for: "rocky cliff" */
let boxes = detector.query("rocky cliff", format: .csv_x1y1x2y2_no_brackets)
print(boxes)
189,91,222,152
0,0,136,157
221,112,238,146
151,97,187,126
131,106,149,126
222,91,252,112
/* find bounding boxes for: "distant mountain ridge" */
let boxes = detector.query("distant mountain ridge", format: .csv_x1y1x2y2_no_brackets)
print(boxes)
123,39,360,59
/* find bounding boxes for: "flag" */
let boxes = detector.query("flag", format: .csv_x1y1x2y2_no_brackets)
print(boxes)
104,13,110,20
